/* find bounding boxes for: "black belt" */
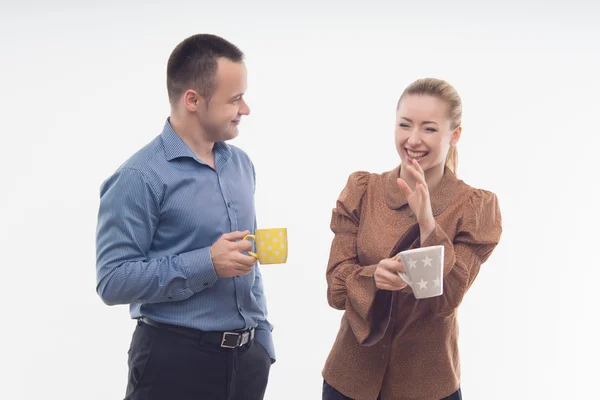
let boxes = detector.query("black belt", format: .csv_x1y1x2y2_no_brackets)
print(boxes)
139,317,255,349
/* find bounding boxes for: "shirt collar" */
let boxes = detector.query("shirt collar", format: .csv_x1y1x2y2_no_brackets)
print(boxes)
160,118,231,164
384,164,459,216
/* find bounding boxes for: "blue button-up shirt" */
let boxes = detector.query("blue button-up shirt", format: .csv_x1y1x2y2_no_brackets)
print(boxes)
95,119,274,360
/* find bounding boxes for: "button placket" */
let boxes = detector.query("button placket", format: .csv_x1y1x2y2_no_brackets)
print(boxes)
218,175,238,232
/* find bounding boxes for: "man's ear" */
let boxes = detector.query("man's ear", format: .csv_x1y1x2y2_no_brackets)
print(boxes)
183,89,204,112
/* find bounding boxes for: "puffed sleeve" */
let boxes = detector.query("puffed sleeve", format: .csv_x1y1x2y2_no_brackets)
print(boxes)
326,171,394,345
420,189,502,314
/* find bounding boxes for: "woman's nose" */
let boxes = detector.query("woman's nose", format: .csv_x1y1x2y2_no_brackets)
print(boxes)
406,129,421,145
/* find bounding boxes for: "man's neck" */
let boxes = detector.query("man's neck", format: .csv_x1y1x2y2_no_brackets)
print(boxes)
169,115,215,166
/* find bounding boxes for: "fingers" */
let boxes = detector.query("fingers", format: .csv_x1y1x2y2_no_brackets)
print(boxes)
233,265,255,275
220,254,256,277
380,258,405,273
377,282,406,291
407,165,427,189
396,178,413,197
234,252,257,266
394,257,406,273
235,239,253,252
222,230,251,241
231,256,256,275
375,268,408,290
398,166,428,198
417,183,428,203
378,268,403,283
410,157,425,175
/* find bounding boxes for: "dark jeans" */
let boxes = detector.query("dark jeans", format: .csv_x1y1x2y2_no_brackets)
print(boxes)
124,320,271,400
323,380,462,400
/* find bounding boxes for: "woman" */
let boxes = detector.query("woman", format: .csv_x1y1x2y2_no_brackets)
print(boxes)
322,78,502,400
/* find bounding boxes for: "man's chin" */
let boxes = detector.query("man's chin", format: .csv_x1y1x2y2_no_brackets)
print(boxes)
212,131,238,143
223,127,239,141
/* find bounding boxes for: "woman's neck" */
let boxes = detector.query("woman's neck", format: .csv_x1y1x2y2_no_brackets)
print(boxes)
399,161,445,192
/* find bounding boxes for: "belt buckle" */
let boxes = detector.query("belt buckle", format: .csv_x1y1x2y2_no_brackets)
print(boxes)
240,332,249,346
221,332,241,348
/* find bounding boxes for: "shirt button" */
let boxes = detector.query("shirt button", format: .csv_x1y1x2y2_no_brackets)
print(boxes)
227,202,232,208
203,282,209,286
238,307,242,313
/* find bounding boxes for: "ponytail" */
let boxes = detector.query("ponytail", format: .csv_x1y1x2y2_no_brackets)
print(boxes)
445,144,458,174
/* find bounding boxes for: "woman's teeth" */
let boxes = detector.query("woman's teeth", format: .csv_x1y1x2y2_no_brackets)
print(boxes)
406,149,428,159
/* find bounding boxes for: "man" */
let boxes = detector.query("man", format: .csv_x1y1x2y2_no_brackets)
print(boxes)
96,33,274,400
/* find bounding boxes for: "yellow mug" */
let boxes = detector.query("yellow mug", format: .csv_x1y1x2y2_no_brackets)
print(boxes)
243,228,288,264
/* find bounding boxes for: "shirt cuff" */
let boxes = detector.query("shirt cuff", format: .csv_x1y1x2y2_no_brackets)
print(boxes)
420,223,455,277
254,327,275,363
421,223,447,247
358,263,378,278
178,247,219,293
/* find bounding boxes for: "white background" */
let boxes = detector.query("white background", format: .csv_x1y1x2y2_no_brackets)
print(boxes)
1,1,599,399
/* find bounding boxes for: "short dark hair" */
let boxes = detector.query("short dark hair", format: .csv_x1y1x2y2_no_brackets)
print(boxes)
166,34,244,104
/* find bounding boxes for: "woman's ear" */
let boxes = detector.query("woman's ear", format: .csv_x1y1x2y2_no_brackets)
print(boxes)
451,126,462,145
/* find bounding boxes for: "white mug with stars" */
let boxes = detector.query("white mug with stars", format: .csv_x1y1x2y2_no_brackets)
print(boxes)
243,228,288,265
396,245,444,299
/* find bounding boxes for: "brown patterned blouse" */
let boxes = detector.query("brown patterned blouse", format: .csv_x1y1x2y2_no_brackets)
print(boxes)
322,165,502,400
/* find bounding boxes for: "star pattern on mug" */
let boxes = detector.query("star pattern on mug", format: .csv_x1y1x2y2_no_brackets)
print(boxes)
417,278,428,290
422,256,433,267
407,258,418,269
433,277,441,288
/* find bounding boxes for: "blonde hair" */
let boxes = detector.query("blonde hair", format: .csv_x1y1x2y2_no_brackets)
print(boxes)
398,78,462,174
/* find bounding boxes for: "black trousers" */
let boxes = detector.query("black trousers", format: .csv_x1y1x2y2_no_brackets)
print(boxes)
124,319,271,400
323,380,462,400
